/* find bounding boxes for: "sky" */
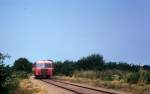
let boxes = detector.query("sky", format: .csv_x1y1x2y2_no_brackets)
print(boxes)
0,0,150,65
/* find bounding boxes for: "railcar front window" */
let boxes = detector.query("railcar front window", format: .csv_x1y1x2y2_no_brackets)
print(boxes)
45,63,51,68
36,63,51,68
36,63,45,68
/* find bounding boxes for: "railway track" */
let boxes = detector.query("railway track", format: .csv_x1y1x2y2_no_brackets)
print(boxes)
41,79,118,94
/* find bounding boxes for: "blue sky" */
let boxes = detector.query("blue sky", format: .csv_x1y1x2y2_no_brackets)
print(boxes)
0,0,150,65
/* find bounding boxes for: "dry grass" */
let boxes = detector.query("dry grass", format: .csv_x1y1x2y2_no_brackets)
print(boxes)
14,79,45,94
132,84,150,94
56,76,150,94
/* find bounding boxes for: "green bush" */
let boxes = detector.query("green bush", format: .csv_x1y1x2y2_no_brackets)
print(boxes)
142,71,150,84
127,72,140,84
102,75,114,81
127,70,150,84
3,77,19,94
100,70,124,81
1,71,29,94
73,70,125,81
12,71,29,79
73,70,100,79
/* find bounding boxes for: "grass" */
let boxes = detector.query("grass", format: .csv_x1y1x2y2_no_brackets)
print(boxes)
13,79,44,94
56,70,150,94
2,71,45,94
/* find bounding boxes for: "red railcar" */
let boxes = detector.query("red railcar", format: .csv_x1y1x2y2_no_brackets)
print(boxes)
33,60,53,78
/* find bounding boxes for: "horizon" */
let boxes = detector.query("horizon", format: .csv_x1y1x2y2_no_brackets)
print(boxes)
0,0,150,65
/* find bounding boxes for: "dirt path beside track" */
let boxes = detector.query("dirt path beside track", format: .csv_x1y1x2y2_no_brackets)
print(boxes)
30,76,76,94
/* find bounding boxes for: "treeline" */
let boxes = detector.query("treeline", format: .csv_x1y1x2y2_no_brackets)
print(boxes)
54,54,150,85
1,53,150,93
0,53,32,94
54,54,142,76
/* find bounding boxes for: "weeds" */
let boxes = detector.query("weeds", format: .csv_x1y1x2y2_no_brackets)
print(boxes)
58,69,150,94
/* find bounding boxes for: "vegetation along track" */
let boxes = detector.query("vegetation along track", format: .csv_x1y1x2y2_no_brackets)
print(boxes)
40,79,118,94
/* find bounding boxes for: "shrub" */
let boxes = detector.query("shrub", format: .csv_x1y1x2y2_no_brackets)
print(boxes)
102,75,114,81
73,70,125,81
144,72,150,84
12,71,29,79
3,77,19,94
100,70,124,81
1,71,30,94
127,72,140,84
73,70,100,79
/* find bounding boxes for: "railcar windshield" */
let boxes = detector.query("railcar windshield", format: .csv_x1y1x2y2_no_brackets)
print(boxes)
36,63,51,68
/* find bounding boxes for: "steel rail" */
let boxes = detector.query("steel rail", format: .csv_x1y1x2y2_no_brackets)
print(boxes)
40,79,116,94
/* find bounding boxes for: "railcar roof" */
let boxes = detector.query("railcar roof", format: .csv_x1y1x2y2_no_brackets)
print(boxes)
36,60,53,64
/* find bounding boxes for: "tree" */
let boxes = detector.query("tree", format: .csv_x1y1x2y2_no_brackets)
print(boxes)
0,53,10,60
54,60,75,76
143,65,150,71
0,52,11,93
104,62,117,70
54,61,63,75
60,60,75,76
76,54,104,70
13,58,32,73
